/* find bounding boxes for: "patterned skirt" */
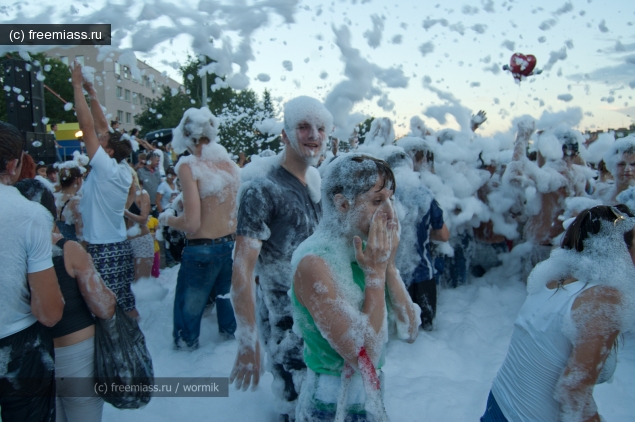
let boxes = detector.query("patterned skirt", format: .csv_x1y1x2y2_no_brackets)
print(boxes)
87,240,136,311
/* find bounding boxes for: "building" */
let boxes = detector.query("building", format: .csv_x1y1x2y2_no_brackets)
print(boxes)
45,46,181,133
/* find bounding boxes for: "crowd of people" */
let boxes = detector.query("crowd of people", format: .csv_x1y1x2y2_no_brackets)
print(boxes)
1,61,635,422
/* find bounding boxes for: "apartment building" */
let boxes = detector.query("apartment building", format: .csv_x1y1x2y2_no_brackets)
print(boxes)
45,46,181,132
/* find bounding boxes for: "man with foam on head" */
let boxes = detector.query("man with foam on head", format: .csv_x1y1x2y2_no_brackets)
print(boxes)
229,96,332,421
161,107,240,349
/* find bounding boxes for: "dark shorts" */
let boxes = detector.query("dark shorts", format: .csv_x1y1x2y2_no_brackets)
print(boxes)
0,322,56,422
480,391,509,422
88,240,135,311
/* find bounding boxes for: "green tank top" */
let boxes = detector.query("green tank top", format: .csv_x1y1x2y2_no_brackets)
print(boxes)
291,260,386,376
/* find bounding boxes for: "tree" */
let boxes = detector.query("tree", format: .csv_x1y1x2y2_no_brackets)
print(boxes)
357,117,375,145
0,52,76,125
179,55,234,114
137,55,282,157
135,86,193,136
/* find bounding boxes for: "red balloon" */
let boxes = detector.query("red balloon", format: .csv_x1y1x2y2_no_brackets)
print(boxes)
509,53,537,81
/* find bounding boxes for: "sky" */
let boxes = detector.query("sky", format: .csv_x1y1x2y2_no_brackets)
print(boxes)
2,0,634,137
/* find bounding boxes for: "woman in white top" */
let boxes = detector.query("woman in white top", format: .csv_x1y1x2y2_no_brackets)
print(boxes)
482,204,635,422
155,166,179,213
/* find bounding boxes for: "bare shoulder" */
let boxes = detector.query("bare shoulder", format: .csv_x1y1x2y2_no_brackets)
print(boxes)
572,285,622,311
295,255,336,300
177,161,193,178
64,240,91,271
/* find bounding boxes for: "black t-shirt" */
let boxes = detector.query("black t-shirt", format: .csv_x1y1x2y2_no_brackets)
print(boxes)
237,166,321,292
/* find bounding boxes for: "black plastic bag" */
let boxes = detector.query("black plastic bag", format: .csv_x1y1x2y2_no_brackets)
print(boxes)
94,305,154,409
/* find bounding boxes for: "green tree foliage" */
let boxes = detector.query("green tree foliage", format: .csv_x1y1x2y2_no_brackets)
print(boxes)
135,86,193,136
357,117,375,145
0,52,76,125
136,55,281,156
179,55,234,114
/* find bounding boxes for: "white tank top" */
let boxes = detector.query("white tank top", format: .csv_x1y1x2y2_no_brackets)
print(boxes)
491,280,598,421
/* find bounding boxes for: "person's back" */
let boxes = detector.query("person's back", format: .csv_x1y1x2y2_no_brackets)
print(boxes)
0,184,56,338
0,122,64,422
16,177,116,422
71,62,137,318
492,280,584,420
163,107,240,349
176,151,239,239
80,145,131,244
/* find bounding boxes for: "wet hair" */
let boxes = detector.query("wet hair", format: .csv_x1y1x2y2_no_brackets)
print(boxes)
561,204,635,252
46,164,58,176
59,166,83,188
18,153,36,181
130,128,138,136
326,155,396,203
0,120,23,173
105,131,132,163
166,166,176,176
14,178,56,219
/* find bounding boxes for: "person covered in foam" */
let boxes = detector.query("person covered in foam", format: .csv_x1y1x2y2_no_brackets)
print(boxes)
504,120,592,282
598,134,635,205
381,148,449,331
482,205,635,422
291,154,420,421
229,96,332,421
161,107,240,349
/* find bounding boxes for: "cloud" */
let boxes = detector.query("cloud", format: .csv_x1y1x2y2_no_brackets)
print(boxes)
501,40,515,51
471,24,487,34
363,14,384,49
419,42,435,57
539,19,557,31
554,2,573,16
568,62,635,86
543,47,568,71
557,93,573,102
481,0,494,13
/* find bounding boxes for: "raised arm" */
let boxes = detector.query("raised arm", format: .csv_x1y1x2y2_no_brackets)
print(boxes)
66,240,116,319
511,119,535,162
555,286,621,422
229,236,263,391
164,163,200,233
71,64,99,160
82,80,109,138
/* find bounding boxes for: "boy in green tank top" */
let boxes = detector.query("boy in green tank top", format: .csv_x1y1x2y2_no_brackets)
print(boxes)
292,154,420,421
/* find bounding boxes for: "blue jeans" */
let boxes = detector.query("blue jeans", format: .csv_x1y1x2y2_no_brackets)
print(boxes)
443,230,473,288
480,391,508,422
173,241,236,348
